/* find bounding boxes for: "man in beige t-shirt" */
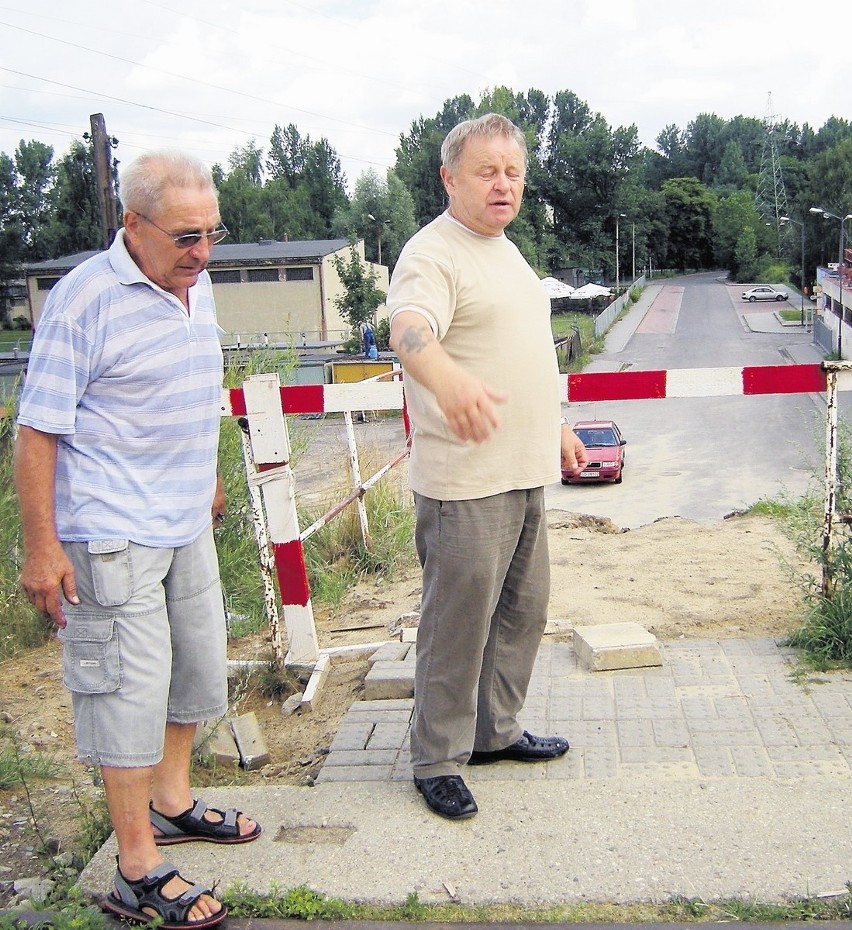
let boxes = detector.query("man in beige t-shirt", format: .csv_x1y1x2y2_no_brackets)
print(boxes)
388,114,588,819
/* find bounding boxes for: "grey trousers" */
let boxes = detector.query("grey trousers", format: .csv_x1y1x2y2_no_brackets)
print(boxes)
411,487,550,778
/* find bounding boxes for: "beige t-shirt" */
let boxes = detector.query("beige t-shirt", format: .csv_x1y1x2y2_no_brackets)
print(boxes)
388,212,561,500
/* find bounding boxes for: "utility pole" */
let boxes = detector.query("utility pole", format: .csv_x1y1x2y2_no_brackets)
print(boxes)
89,113,120,249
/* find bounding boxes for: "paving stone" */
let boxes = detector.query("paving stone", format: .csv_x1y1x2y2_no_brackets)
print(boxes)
573,622,663,671
368,642,410,665
364,660,415,700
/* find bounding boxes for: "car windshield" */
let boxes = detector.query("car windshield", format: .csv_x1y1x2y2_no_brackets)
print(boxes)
575,428,617,447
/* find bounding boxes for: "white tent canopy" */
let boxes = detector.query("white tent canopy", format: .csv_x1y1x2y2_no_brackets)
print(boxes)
569,283,612,299
540,276,576,298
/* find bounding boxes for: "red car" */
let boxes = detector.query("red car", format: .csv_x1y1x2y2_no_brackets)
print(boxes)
562,419,626,484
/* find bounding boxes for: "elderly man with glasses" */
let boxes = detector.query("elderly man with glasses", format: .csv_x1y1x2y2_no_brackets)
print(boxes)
15,150,259,929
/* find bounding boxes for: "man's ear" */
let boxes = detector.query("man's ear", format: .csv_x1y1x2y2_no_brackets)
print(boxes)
123,211,139,236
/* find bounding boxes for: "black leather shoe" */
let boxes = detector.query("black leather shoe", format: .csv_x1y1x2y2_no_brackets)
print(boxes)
468,730,570,765
414,775,478,819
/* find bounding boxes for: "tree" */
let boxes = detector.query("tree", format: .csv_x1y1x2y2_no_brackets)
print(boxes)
217,169,268,241
541,92,641,279
301,138,348,236
331,244,386,331
333,168,417,270
661,177,717,271
733,227,759,282
266,123,307,188
714,189,761,273
7,140,56,261
45,140,102,256
395,95,475,226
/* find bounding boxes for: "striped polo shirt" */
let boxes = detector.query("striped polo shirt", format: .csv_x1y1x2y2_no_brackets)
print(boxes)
17,230,224,548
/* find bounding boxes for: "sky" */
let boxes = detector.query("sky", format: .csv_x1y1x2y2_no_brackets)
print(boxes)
0,0,845,193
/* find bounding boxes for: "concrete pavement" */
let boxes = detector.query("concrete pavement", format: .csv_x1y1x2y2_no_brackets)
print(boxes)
78,637,852,907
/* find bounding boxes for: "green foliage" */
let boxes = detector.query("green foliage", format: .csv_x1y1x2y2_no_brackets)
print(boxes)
332,168,417,271
0,731,60,788
661,176,718,270
331,244,386,330
787,587,852,664
45,140,103,256
301,469,416,608
215,127,348,242
222,882,349,919
217,348,302,637
768,420,852,667
733,226,759,281
0,395,55,660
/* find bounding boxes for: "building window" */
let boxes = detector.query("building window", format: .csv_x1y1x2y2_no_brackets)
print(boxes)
285,267,314,282
247,268,280,283
209,270,242,284
37,277,60,291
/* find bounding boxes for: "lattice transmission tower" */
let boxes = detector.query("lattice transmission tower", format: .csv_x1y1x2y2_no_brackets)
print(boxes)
755,93,790,254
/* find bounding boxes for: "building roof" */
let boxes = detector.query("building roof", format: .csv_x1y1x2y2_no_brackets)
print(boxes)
25,238,353,274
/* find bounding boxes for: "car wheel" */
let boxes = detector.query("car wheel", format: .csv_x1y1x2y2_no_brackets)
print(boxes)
748,296,756,302
614,471,623,484
561,478,570,485
776,294,785,300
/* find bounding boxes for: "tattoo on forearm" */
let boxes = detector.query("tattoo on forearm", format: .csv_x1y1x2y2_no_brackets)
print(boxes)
398,326,432,355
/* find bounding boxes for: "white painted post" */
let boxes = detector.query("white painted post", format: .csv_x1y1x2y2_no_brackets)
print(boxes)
241,374,319,667
343,409,371,549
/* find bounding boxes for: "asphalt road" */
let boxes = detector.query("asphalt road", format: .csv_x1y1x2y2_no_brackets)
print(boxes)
547,273,827,528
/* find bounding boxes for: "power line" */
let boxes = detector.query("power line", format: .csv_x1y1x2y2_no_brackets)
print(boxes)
0,67,395,169
0,21,399,140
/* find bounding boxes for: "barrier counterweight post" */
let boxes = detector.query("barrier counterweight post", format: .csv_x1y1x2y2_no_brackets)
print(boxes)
344,410,372,549
242,374,319,667
237,416,284,665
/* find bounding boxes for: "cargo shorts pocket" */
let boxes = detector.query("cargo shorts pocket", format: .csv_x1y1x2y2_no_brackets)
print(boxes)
60,612,121,694
87,539,132,607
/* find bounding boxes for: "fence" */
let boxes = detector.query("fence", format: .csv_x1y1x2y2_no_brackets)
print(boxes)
593,275,647,338
225,360,852,681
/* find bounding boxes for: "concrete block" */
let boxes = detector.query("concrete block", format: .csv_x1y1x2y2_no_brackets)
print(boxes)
301,653,331,711
230,711,271,770
368,642,410,665
194,720,240,768
364,660,415,700
400,626,418,643
573,622,663,672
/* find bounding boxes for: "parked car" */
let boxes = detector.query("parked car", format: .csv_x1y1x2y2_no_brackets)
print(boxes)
562,419,626,484
741,286,789,302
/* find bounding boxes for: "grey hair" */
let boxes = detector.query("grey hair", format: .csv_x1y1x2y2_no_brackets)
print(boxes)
119,150,217,216
441,113,528,174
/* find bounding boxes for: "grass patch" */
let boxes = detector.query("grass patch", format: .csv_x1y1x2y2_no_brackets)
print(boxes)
0,730,61,788
0,329,31,352
0,393,55,661
301,472,416,608
215,884,852,924
750,421,852,669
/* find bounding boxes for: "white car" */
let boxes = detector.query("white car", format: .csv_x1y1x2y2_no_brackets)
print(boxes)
741,286,789,302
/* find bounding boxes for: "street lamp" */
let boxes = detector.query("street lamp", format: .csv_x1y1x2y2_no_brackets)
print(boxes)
631,222,636,284
810,207,852,358
780,215,806,326
615,213,626,289
367,213,388,266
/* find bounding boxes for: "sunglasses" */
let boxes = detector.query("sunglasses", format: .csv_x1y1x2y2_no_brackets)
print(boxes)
137,213,229,249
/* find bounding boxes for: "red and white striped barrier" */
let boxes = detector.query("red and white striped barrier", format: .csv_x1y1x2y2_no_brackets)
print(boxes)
222,374,407,667
566,363,832,402
224,362,849,669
